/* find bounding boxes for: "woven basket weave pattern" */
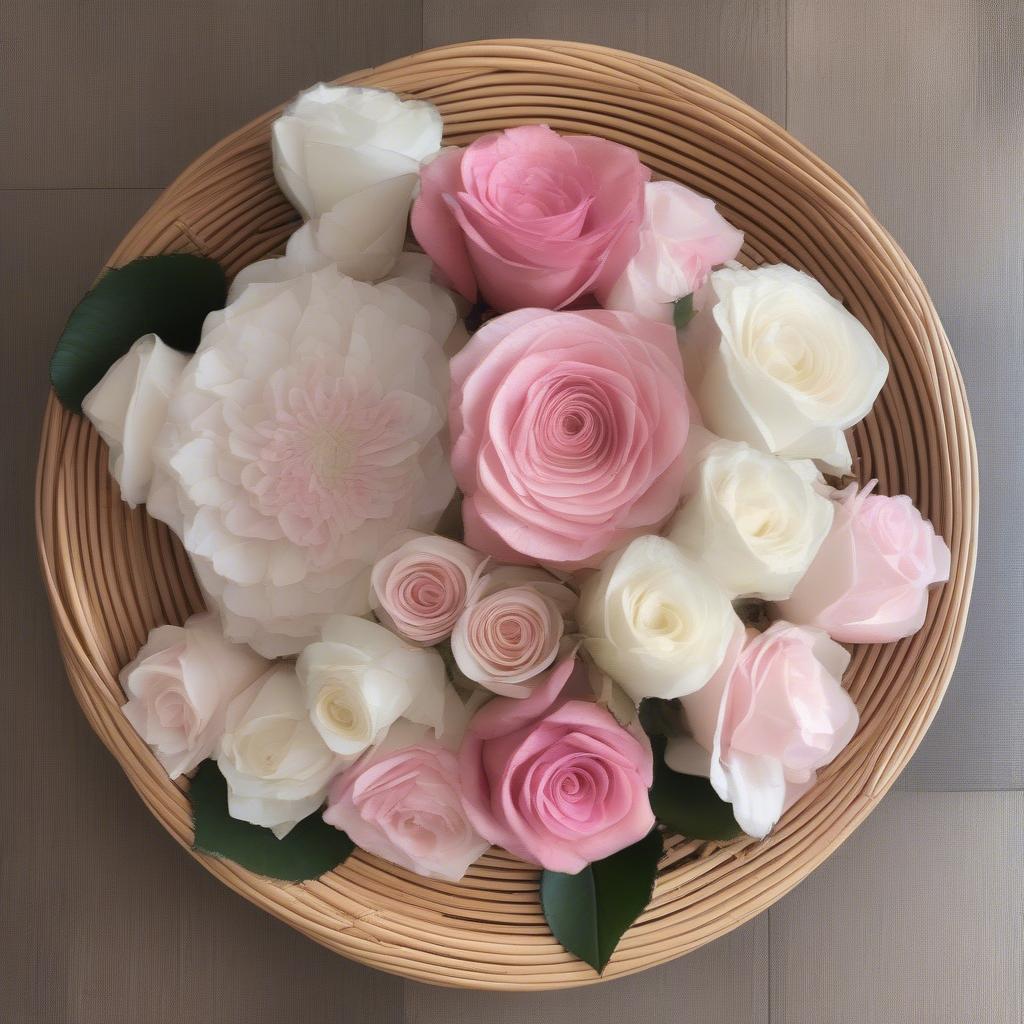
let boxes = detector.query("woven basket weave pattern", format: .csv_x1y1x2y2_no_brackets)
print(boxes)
35,41,977,990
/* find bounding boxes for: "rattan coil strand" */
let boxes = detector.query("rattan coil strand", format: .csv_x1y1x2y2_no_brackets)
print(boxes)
35,41,978,989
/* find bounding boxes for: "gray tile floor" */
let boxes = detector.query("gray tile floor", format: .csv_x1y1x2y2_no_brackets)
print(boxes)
1,1,1020,1021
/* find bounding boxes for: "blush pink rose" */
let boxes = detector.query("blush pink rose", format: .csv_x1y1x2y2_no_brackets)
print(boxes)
450,308,691,568
596,181,744,324
411,124,649,312
370,532,485,645
459,654,655,873
668,622,859,839
776,482,951,643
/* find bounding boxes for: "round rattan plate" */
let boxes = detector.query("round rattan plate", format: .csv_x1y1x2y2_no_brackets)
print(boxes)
35,40,978,989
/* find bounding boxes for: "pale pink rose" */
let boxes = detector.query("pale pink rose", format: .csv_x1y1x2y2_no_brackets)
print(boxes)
596,181,744,323
370,531,485,645
459,654,655,873
411,124,649,312
323,715,489,881
450,308,691,568
776,482,951,643
669,621,859,839
450,567,577,696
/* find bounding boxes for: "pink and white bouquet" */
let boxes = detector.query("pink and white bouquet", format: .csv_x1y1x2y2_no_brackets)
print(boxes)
58,82,950,972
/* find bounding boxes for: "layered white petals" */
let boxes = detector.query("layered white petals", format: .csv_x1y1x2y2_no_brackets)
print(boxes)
296,614,447,757
150,264,457,657
578,535,743,702
82,334,189,507
690,264,889,473
217,664,340,837
120,611,269,779
668,439,834,600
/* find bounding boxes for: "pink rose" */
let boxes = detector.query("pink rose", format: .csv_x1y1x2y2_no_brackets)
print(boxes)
459,654,655,872
411,124,649,312
450,567,576,696
669,622,859,838
597,181,744,323
370,531,485,645
323,718,489,881
450,308,691,568
777,483,951,643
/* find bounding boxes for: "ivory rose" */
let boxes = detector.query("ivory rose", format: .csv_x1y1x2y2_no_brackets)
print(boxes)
578,535,743,702
323,691,489,880
459,654,654,873
688,264,889,473
596,181,743,323
370,531,484,645
450,567,576,696
147,264,457,657
218,664,339,837
668,622,859,838
777,483,951,643
450,308,691,568
82,334,189,507
667,439,834,600
120,611,269,779
411,124,649,311
296,614,447,757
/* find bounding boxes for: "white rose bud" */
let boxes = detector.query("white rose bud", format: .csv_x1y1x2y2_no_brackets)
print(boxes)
690,263,889,473
295,615,447,757
578,535,743,702
667,439,834,600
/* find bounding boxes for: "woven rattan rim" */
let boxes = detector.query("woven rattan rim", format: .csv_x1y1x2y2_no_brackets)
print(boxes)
35,40,978,990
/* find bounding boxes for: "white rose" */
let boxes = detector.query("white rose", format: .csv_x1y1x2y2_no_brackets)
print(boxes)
578,535,743,702
667,439,834,600
217,664,339,837
148,264,457,657
120,611,269,779
82,334,188,507
689,263,889,473
295,614,447,757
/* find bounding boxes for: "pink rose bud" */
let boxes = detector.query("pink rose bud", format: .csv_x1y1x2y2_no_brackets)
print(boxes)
459,654,655,873
776,483,951,643
411,124,649,312
370,532,485,645
450,308,692,568
670,622,859,839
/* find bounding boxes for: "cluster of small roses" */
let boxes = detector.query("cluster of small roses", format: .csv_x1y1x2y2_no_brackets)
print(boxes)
84,82,951,882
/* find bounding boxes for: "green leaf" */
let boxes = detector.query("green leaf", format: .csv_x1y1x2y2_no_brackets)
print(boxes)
673,292,695,330
50,253,226,412
649,736,743,842
189,761,353,882
540,829,662,974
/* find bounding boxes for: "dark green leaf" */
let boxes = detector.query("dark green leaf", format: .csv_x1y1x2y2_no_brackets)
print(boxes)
649,736,742,842
50,253,226,412
540,829,662,974
638,698,684,739
189,761,353,882
673,293,695,330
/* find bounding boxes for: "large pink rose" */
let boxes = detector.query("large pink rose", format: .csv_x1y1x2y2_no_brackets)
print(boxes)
669,622,859,839
450,308,691,568
411,124,649,311
459,654,655,873
777,483,951,643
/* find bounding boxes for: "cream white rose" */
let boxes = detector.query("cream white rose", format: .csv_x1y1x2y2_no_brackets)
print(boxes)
690,263,889,473
578,535,743,702
295,614,447,757
667,439,834,600
217,664,339,837
82,334,188,507
120,611,269,779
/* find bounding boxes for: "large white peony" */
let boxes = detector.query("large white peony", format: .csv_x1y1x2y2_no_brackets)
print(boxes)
685,264,888,473
148,264,458,657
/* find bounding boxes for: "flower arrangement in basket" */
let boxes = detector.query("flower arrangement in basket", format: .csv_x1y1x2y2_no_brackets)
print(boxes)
50,84,950,973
